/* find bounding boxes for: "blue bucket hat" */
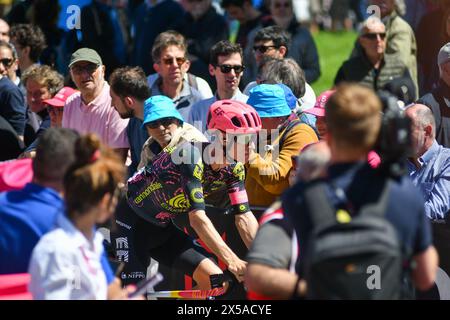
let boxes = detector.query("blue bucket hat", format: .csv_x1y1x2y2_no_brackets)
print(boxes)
142,95,184,127
276,83,298,110
247,84,292,118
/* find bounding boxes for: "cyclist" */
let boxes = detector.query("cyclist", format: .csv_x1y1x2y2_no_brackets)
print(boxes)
127,99,260,285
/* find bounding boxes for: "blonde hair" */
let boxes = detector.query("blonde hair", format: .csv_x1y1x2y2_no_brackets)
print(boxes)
21,64,64,96
325,84,382,153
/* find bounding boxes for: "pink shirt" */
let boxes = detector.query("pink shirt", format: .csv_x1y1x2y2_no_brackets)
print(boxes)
62,82,129,149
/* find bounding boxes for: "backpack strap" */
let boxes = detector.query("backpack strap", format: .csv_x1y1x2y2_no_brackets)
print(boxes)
355,178,391,219
187,73,198,91
303,180,337,230
279,118,302,148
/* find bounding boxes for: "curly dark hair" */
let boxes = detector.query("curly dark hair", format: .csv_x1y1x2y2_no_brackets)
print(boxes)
209,40,243,66
10,24,47,63
109,66,150,101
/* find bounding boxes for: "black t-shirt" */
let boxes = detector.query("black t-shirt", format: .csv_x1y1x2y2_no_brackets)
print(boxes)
283,162,432,276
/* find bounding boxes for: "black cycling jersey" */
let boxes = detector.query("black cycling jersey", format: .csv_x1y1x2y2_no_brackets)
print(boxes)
127,142,250,227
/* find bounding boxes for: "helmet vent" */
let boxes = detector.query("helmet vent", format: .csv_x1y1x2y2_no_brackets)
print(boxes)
231,116,241,127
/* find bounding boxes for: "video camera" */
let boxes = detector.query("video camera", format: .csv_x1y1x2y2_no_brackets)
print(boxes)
376,90,412,178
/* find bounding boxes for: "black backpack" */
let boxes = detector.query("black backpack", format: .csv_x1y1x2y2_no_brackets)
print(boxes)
302,179,403,299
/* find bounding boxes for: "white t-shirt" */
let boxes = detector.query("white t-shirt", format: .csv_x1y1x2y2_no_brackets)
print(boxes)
28,214,108,300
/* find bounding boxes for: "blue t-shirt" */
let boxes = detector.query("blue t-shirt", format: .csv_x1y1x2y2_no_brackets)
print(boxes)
283,162,432,275
127,117,149,177
0,183,115,284
0,183,63,274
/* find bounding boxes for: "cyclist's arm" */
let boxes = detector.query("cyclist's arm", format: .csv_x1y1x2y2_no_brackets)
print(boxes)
234,212,258,248
226,162,258,248
188,209,247,282
412,245,438,291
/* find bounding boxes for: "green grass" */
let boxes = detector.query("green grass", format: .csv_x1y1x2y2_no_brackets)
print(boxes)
311,31,358,95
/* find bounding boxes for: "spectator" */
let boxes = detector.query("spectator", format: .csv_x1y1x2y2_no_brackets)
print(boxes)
418,43,450,148
0,66,26,141
335,17,413,94
259,1,321,84
246,84,318,209
43,87,78,128
109,66,151,176
251,57,317,127
354,0,418,94
406,103,450,221
243,26,289,86
62,48,129,159
304,89,381,168
147,31,211,120
131,0,185,75
20,65,64,157
405,103,450,298
221,0,262,50
245,141,330,299
0,128,79,274
9,24,46,75
283,83,438,298
188,40,248,133
175,0,229,90
0,40,18,85
28,134,127,299
0,18,10,42
244,56,316,110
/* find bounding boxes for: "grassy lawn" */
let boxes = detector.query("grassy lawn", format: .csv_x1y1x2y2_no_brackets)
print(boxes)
311,31,358,95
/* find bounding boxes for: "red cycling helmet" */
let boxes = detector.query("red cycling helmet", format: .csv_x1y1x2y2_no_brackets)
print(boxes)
207,100,262,134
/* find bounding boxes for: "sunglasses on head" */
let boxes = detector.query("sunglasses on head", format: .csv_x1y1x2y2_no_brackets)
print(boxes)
146,117,179,129
71,63,100,75
216,64,245,74
0,58,13,67
362,32,386,40
274,2,290,8
161,57,187,67
253,45,278,54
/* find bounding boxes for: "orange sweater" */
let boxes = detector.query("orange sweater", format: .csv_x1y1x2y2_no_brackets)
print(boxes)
245,123,318,207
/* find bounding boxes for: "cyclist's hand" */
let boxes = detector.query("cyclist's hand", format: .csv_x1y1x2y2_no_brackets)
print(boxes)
228,258,247,282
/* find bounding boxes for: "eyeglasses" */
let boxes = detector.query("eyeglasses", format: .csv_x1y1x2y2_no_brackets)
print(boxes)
0,58,13,67
274,2,291,8
161,57,187,67
187,0,204,2
253,45,278,54
362,32,386,40
146,117,179,129
216,64,245,74
71,63,100,75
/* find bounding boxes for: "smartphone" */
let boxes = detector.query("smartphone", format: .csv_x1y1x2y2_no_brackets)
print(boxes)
128,273,164,298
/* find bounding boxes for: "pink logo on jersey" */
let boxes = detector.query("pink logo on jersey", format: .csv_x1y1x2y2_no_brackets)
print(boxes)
155,212,173,221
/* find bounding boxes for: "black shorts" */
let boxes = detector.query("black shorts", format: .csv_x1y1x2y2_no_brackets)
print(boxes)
134,217,213,277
